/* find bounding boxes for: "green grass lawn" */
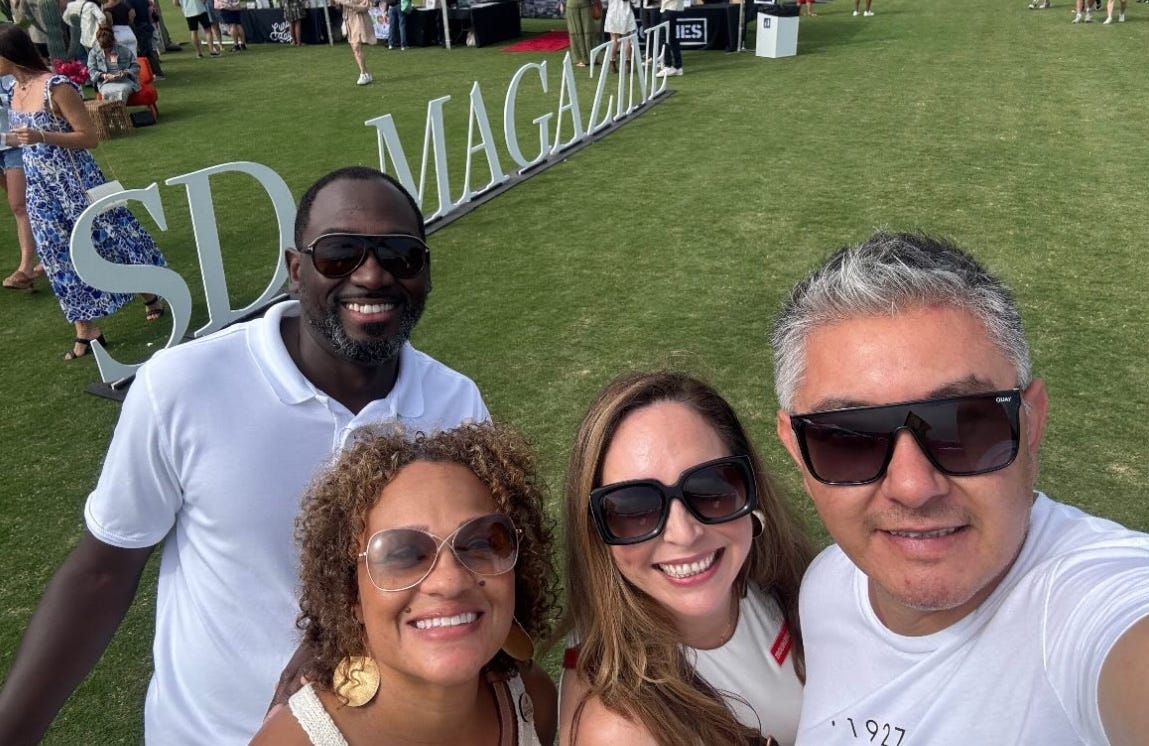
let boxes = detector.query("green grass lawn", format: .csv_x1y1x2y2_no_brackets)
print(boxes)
2,1,1147,741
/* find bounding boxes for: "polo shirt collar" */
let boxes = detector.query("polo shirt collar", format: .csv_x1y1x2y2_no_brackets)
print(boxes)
251,300,424,420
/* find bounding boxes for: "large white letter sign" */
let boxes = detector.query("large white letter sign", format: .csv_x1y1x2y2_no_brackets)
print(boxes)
646,22,671,98
503,61,552,173
617,35,649,120
459,81,508,204
166,162,295,339
70,184,192,383
551,53,586,153
587,39,618,136
365,95,454,222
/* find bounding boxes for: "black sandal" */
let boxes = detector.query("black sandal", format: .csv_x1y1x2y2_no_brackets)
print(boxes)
64,334,107,361
144,295,166,322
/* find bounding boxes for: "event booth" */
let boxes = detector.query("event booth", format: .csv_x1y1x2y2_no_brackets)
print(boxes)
408,1,522,47
639,1,743,52
241,5,339,44
238,0,520,46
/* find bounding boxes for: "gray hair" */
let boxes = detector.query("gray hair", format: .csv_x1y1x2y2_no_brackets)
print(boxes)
771,231,1032,412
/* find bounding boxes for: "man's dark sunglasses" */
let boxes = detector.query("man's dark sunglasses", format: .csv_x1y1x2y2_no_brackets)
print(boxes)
790,389,1023,486
589,455,757,545
300,233,429,279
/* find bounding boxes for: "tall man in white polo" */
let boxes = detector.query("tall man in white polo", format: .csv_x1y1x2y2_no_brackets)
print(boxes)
772,232,1149,745
0,167,488,744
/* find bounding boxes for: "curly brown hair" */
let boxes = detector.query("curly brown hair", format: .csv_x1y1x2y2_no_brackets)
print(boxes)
295,421,560,698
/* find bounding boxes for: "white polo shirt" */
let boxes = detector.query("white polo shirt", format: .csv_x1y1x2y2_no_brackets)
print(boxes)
85,300,488,745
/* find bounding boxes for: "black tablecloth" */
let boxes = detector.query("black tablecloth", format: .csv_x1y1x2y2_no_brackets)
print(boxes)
406,1,520,47
640,3,741,51
241,7,341,44
402,0,519,47
467,1,521,46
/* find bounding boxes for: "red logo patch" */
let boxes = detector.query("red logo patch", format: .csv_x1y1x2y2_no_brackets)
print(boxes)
770,623,792,666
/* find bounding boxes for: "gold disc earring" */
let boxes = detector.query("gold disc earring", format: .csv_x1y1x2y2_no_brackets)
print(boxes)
332,655,380,707
501,619,535,662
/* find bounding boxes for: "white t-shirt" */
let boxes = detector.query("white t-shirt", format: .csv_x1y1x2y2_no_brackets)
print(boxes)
690,584,804,745
84,300,489,745
796,494,1149,746
562,584,803,744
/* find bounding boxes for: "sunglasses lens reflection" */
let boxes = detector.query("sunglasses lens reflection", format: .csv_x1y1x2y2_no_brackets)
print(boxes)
452,514,518,575
601,485,665,541
364,514,517,591
310,235,428,279
682,462,751,520
597,458,752,543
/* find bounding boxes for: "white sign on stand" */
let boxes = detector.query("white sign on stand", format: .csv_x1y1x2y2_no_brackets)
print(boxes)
755,12,797,58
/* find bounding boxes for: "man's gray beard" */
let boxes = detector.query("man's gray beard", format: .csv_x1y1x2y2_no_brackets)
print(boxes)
310,300,424,365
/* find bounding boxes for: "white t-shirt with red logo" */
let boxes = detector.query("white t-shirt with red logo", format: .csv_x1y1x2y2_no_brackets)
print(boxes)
689,584,803,745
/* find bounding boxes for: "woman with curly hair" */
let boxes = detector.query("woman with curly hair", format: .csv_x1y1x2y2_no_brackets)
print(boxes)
558,371,814,746
252,422,560,745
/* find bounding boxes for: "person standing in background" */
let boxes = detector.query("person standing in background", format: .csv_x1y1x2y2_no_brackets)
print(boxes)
127,0,165,77
62,0,107,58
202,0,224,54
560,0,595,67
335,0,375,85
1103,0,1126,22
103,0,139,56
386,0,406,50
654,0,683,77
215,0,247,51
602,0,634,72
174,0,218,57
0,73,39,292
1,24,168,360
852,0,873,16
282,0,306,45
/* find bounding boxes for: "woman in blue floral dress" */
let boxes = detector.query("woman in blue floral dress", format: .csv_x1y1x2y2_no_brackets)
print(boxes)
0,23,168,361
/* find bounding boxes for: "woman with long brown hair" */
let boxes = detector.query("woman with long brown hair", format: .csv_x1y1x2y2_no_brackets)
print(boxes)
559,371,814,745
0,23,167,360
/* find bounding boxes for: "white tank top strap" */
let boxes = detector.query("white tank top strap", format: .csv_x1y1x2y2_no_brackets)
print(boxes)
288,683,350,746
487,668,542,746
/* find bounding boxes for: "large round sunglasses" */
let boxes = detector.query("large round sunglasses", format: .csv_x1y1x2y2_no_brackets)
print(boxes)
789,389,1023,486
359,513,519,592
300,233,430,279
589,455,757,546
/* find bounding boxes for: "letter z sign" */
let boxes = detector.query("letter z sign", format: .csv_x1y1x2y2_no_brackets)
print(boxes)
675,17,707,47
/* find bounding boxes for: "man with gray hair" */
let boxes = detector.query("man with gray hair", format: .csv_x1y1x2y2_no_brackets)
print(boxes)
771,231,1149,745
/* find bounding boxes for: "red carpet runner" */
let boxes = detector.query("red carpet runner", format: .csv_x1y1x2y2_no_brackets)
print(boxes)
502,30,570,52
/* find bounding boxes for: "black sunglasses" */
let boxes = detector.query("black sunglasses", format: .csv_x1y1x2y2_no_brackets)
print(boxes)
589,455,757,545
300,233,429,279
790,389,1023,486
